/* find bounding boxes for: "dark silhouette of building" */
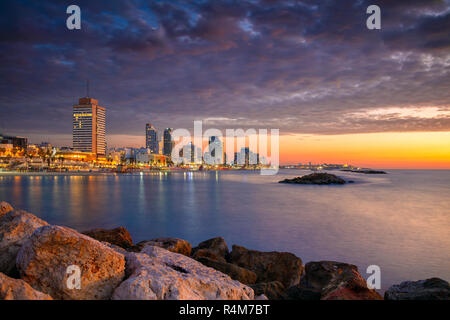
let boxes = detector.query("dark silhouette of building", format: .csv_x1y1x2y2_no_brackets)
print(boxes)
145,124,159,154
163,128,173,156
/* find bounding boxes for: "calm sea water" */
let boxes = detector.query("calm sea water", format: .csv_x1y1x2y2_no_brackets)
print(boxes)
1,169,449,292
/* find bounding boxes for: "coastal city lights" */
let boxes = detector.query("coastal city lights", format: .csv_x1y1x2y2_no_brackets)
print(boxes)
0,94,278,173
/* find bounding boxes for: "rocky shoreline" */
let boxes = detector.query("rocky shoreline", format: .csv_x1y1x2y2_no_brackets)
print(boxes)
1,201,449,300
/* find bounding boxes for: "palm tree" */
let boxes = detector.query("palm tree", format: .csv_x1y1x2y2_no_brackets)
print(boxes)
25,151,33,171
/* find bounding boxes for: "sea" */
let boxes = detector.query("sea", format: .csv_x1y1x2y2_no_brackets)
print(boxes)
1,169,449,292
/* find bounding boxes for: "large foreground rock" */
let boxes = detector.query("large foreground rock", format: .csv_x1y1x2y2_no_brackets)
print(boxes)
191,237,229,263
385,278,450,300
230,245,303,288
0,272,52,300
196,257,257,285
0,210,48,275
0,201,14,217
132,237,191,256
279,173,346,185
300,261,382,300
113,246,254,300
17,225,126,300
82,226,133,249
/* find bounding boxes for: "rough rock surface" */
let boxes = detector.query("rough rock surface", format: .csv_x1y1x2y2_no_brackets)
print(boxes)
102,241,128,255
132,237,191,256
250,281,286,300
112,246,254,300
385,278,450,300
279,173,346,185
196,257,257,285
82,226,133,249
0,210,48,275
284,285,321,300
191,237,229,263
16,225,126,300
301,261,382,300
0,201,14,217
229,245,303,288
0,272,53,300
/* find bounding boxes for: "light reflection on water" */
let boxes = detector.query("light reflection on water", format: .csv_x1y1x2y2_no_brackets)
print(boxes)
0,169,449,291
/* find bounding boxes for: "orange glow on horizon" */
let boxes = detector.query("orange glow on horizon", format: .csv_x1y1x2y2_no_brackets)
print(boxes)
103,131,450,169
280,131,450,169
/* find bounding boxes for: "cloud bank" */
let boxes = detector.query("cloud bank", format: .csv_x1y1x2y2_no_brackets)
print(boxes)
0,0,449,144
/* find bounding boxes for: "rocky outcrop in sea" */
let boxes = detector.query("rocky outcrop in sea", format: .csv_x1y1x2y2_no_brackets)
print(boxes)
0,201,448,300
279,173,347,185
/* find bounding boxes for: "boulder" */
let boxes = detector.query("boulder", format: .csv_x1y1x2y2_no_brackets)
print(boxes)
132,237,191,256
284,285,322,300
229,245,303,288
196,257,257,285
385,278,450,300
0,210,48,275
101,241,128,255
279,173,346,185
16,225,126,300
191,237,229,263
301,261,382,300
0,272,53,300
0,201,14,217
250,281,286,300
112,246,254,300
82,226,133,249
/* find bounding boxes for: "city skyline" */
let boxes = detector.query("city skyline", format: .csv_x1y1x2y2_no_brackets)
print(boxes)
1,1,449,168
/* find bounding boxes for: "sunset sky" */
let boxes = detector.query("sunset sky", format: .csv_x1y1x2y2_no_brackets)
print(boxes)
1,0,449,168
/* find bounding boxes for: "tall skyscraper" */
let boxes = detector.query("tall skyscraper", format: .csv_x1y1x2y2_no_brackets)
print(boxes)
73,97,106,155
146,123,159,154
163,128,173,156
207,136,223,164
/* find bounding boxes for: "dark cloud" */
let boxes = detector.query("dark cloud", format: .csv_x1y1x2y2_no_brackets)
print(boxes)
0,0,449,145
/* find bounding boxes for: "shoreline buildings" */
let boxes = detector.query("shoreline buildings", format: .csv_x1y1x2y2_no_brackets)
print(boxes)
72,97,106,156
0,134,27,150
2,93,267,171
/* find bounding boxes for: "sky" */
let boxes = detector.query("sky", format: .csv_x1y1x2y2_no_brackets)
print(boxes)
0,0,449,168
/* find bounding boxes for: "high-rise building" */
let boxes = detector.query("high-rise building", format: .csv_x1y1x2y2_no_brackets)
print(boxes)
242,147,250,166
163,128,173,156
146,124,159,154
233,147,258,166
206,136,223,165
186,142,195,163
72,97,106,155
